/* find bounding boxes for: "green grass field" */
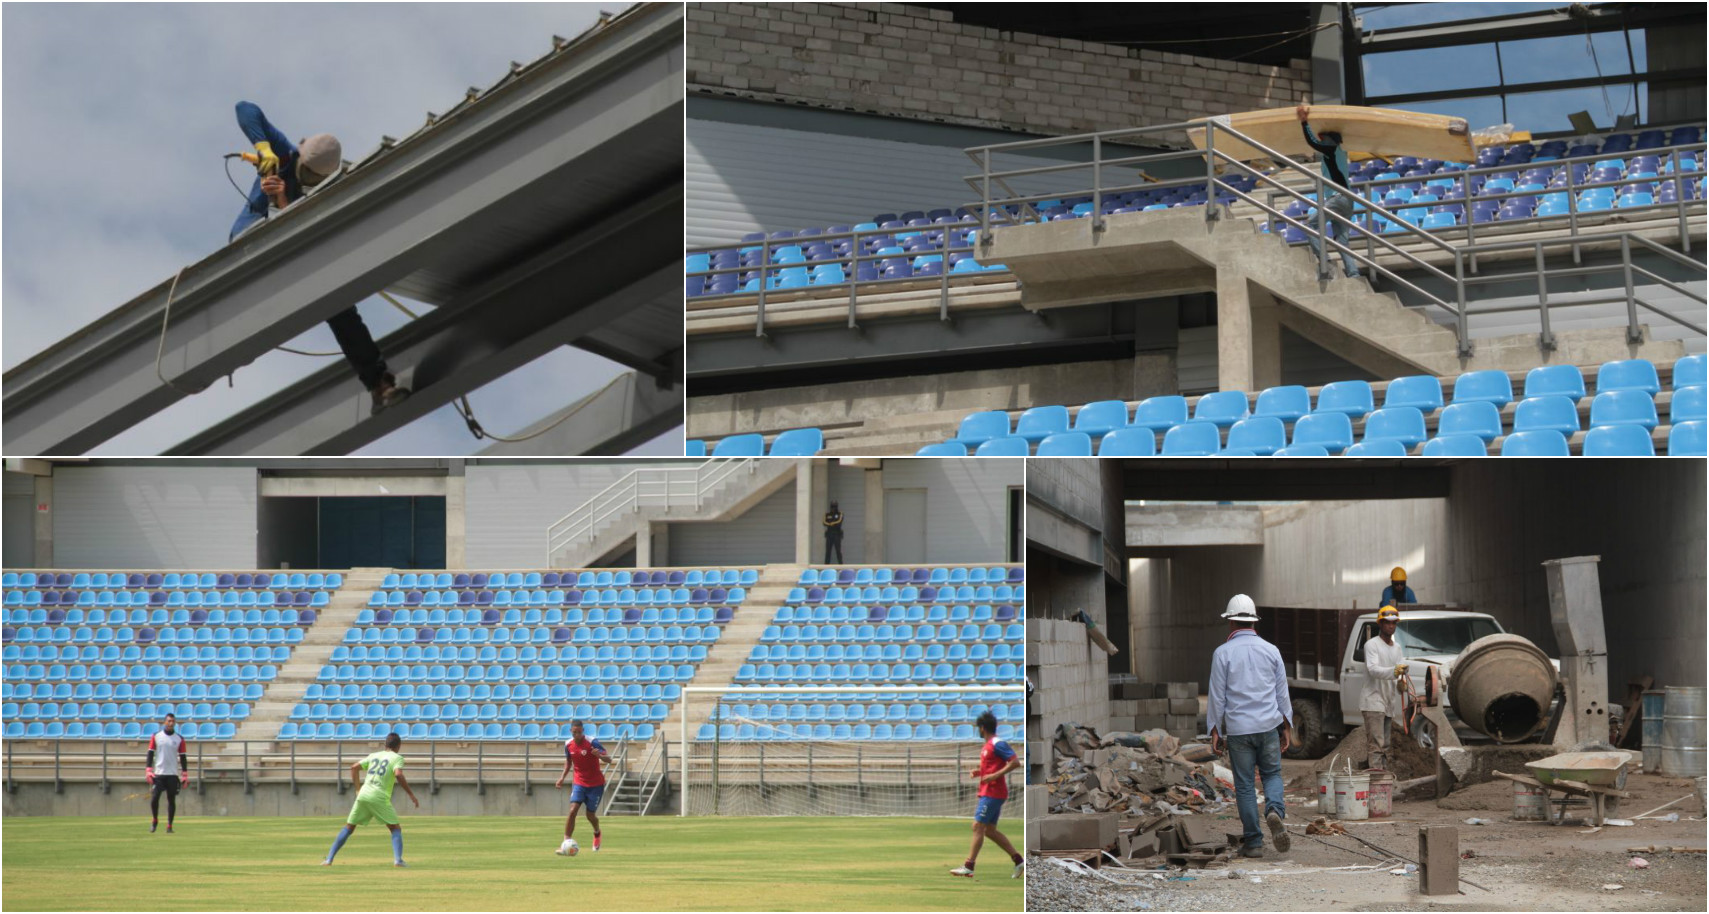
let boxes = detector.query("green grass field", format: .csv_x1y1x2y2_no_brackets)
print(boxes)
2,815,1024,911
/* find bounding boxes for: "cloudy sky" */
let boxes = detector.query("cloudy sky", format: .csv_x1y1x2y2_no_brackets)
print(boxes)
2,2,680,456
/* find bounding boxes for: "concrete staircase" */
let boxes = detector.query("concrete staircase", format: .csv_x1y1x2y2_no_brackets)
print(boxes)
654,564,799,745
215,569,386,756
988,205,1685,391
549,460,799,567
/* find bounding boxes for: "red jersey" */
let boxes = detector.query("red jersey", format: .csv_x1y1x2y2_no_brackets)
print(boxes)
977,736,1015,799
564,737,607,787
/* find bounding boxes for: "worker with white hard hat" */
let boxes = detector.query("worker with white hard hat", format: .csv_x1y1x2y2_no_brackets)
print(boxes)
1206,594,1293,859
1360,605,1408,771
1380,567,1417,607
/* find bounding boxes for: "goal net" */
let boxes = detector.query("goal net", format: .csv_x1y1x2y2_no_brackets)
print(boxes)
677,685,1025,817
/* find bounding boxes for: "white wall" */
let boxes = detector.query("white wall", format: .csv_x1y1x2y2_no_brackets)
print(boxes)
52,466,257,568
882,458,1022,564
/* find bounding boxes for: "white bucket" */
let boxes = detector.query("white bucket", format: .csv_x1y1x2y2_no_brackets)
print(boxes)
1317,770,1338,815
1334,773,1371,821
1512,779,1549,821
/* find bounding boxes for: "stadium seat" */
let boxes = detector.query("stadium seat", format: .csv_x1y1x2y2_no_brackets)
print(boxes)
1513,396,1581,435
712,434,765,457
1225,417,1286,456
1673,354,1707,390
915,442,967,456
1500,429,1570,456
1273,444,1330,456
1035,432,1093,456
974,436,1030,457
1130,395,1189,431
1668,420,1707,456
1583,423,1655,456
1253,385,1311,424
1193,390,1250,427
951,411,1012,448
769,428,824,456
1072,400,1131,437
1013,405,1070,443
1097,427,1156,456
1361,407,1426,448
1523,364,1586,401
1596,359,1661,395
1291,412,1353,454
1421,434,1488,456
1670,385,1707,424
1589,390,1658,430
1345,438,1408,456
1437,401,1503,442
1161,421,1221,456
1452,370,1514,407
1316,380,1374,419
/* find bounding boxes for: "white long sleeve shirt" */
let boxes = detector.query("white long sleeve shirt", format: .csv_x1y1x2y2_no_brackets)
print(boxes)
1360,635,1407,718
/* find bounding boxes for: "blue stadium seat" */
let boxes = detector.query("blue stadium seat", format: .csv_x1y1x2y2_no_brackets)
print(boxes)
1014,405,1070,443
1131,395,1189,431
1161,421,1222,456
1500,429,1570,456
1273,444,1330,456
975,436,1030,457
1583,424,1655,456
1316,380,1374,419
769,428,824,456
950,411,1012,448
915,442,967,456
1668,420,1707,456
1073,400,1131,437
1362,407,1426,448
712,434,765,457
1589,390,1658,430
1291,412,1353,454
1437,401,1503,442
1513,395,1581,434
685,440,707,457
1597,359,1660,395
1382,375,1444,415
1421,434,1488,456
1452,370,1514,407
1523,364,1586,401
1345,439,1408,456
1035,432,1093,456
1194,390,1250,427
1670,385,1707,424
1225,417,1286,456
1253,385,1311,423
1098,427,1155,456
1673,354,1707,390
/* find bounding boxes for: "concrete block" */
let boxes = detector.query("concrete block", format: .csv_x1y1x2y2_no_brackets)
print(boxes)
1418,826,1458,895
1124,829,1161,859
1038,813,1118,850
1167,682,1198,699
1117,682,1157,699
1168,698,1198,715
1136,699,1170,715
1134,714,1168,731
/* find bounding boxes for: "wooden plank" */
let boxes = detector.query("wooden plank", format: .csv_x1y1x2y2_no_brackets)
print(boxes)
1188,105,1476,164
1614,675,1653,748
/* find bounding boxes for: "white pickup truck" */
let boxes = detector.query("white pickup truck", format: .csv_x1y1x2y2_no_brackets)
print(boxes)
1257,605,1559,758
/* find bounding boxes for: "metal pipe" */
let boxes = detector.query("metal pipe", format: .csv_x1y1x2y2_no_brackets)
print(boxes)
1622,235,1642,343
1535,242,1553,350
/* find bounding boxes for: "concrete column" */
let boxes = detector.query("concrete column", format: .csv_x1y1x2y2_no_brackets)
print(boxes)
634,522,654,566
1215,274,1256,393
651,521,670,567
33,475,53,567
444,474,466,569
863,464,885,563
1310,3,1346,104
794,459,816,564
1251,294,1284,390
1132,351,1178,399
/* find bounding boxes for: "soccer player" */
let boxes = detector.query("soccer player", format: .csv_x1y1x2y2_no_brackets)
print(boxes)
323,732,419,867
555,720,611,853
951,710,1023,879
146,712,190,833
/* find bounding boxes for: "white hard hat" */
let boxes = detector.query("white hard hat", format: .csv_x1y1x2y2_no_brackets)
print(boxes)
297,134,343,186
1222,593,1259,622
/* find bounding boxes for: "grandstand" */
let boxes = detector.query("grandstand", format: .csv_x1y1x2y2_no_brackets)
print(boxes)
0,457,1023,819
684,3,1706,456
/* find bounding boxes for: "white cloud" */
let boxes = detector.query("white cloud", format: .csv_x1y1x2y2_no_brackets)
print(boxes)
2,2,678,456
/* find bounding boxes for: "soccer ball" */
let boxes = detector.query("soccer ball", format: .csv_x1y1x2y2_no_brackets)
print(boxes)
557,838,579,857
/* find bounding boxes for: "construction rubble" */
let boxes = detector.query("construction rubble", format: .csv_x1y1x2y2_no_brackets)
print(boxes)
1037,722,1245,868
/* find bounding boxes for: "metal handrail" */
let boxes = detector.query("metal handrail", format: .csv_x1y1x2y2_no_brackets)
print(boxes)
960,117,1707,356
543,458,760,564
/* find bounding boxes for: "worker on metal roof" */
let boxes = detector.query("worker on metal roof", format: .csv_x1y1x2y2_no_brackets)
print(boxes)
229,101,409,414
1380,566,1417,607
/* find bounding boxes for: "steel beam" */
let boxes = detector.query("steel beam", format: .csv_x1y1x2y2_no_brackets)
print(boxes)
163,196,682,455
2,3,682,454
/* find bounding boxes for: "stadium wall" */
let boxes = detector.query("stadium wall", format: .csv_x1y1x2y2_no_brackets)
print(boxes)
668,479,798,565
1,781,599,820
687,3,1312,145
881,458,1021,563
51,466,258,569
3,471,35,567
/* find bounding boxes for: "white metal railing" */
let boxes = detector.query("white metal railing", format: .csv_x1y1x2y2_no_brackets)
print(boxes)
543,458,763,564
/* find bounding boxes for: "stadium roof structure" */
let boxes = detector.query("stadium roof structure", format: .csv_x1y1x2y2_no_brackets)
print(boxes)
2,2,683,456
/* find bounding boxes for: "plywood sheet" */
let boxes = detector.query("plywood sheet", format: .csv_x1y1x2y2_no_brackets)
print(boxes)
1188,105,1476,164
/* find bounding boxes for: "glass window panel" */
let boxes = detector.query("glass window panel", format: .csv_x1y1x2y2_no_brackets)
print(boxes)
1363,45,1501,97
1499,31,1636,83
1504,85,1643,133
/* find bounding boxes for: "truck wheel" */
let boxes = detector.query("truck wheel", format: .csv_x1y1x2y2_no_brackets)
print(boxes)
1287,698,1326,759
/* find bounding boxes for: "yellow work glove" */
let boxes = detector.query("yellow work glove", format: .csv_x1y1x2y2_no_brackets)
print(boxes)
252,141,280,176
1394,662,1409,679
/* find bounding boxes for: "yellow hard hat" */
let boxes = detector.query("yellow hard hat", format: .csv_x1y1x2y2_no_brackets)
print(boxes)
1377,605,1401,622
1390,566,1407,583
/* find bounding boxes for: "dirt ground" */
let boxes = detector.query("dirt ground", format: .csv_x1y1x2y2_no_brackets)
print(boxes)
1028,762,1707,912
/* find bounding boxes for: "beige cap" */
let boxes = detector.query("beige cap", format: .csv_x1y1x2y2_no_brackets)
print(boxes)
297,134,342,185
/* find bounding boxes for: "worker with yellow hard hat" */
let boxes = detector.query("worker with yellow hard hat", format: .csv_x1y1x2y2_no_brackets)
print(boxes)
1379,566,1417,607
1359,604,1407,771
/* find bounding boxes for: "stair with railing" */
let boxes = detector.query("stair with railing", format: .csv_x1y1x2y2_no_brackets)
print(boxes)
545,459,800,568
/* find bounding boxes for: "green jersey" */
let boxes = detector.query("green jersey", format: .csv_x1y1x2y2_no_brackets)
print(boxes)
357,750,404,802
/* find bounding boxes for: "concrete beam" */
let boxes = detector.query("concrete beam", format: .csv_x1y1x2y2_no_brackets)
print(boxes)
1026,500,1104,569
1126,504,1265,548
258,476,447,498
474,369,683,457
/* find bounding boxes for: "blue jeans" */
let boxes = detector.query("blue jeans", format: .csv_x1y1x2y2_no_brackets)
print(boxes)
1305,192,1361,278
1226,729,1285,849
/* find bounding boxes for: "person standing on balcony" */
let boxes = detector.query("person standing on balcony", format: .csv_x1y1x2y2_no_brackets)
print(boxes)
823,501,845,564
1297,104,1363,282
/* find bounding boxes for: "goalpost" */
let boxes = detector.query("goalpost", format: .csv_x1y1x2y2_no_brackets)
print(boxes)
677,684,1024,817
